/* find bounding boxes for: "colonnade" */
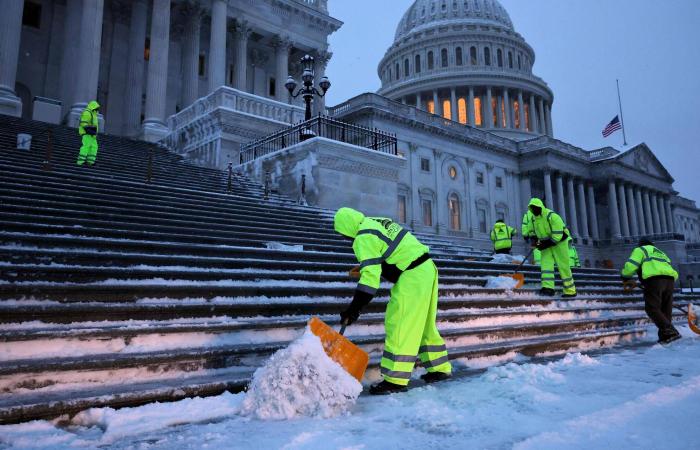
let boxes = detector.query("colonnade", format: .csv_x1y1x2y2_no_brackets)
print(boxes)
402,86,552,136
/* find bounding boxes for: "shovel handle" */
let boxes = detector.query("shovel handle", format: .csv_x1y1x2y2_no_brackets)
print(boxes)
513,246,536,275
339,318,349,335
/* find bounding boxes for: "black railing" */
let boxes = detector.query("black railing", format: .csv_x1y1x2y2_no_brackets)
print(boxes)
239,115,398,164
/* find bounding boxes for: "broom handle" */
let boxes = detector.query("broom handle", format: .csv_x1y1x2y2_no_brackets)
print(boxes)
514,246,536,275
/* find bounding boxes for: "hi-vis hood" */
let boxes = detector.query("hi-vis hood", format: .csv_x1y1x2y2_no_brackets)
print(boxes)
334,207,365,238
87,100,100,111
494,222,508,232
528,197,545,209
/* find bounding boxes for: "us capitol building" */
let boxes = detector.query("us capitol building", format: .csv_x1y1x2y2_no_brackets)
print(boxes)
1,0,699,275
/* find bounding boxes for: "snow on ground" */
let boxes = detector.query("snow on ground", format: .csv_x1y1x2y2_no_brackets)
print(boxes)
1,328,698,449
484,275,519,290
490,254,525,264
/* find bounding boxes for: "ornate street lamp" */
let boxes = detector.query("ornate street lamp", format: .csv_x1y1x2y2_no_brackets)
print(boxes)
285,54,331,123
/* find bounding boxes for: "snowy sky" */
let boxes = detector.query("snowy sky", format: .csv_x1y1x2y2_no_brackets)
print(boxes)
324,0,700,204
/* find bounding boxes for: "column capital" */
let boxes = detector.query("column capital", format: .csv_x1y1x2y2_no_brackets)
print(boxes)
233,19,251,39
271,35,293,51
312,48,333,69
110,0,132,23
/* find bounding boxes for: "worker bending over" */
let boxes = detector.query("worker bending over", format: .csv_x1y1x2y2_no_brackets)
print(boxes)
621,238,681,344
527,198,577,297
334,207,452,394
490,219,516,254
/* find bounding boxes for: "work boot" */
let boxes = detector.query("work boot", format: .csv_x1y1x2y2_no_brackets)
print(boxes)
658,327,681,345
369,380,408,395
561,292,577,298
421,371,451,384
539,287,556,297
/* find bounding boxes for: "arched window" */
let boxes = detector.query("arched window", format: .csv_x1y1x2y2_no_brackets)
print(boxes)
470,46,478,65
415,54,421,73
491,97,497,127
458,97,467,124
497,49,503,67
428,51,434,70
508,51,513,69
474,96,482,126
449,194,461,230
441,48,448,67
395,63,400,79
404,58,410,77
484,47,491,66
513,100,520,128
442,99,451,120
456,47,463,66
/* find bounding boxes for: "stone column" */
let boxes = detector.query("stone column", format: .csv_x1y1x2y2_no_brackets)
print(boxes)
0,0,25,116
635,187,647,235
576,180,590,239
433,89,440,116
122,0,148,136
608,179,622,238
545,103,554,137
502,88,510,128
617,183,630,237
538,97,546,135
529,94,537,133
651,192,662,234
543,170,554,208
68,0,105,126
465,158,476,236
642,189,654,235
208,0,227,92
416,93,423,111
467,87,475,125
517,90,526,131
105,1,131,134
59,0,82,116
587,183,600,240
626,184,639,237
485,87,493,128
555,173,567,221
450,87,457,122
233,20,250,91
486,164,496,223
141,0,171,142
272,35,292,103
656,195,667,233
566,176,579,237
520,173,532,206
180,2,202,108
481,93,489,128
313,49,331,116
496,95,504,128
664,197,675,233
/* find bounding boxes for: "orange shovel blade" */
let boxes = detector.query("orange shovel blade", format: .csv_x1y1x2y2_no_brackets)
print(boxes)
689,304,700,335
501,273,525,289
308,317,369,382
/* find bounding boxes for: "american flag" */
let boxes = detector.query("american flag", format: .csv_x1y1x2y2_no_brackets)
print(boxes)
602,115,622,138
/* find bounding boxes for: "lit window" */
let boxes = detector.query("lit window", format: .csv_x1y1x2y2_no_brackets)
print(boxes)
398,195,407,223
449,194,461,230
427,100,435,114
458,98,467,124
474,97,482,127
500,97,507,127
421,158,430,172
422,200,433,226
449,166,458,179
496,176,503,188
145,38,151,61
476,171,484,184
442,99,452,120
524,103,530,131
514,100,521,128
491,97,498,127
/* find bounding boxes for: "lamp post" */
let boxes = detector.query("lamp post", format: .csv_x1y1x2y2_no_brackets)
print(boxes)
285,54,331,125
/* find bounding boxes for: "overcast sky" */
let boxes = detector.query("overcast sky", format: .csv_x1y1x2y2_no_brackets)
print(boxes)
324,0,700,203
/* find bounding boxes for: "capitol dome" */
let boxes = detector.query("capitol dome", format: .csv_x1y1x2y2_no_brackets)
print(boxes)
378,0,554,138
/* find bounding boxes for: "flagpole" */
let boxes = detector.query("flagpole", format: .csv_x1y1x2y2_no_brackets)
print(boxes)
616,79,628,146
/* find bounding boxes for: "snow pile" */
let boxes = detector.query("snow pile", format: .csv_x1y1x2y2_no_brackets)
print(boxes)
265,242,304,252
484,275,519,290
490,253,525,264
239,328,362,420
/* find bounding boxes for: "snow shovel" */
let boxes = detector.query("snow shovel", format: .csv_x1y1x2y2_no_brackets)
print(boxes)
308,316,369,382
674,304,700,335
498,247,535,290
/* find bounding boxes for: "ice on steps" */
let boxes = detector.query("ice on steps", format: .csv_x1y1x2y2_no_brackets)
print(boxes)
240,327,362,420
484,276,520,290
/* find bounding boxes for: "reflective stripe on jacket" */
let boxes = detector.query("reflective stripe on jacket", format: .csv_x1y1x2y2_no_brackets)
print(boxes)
490,223,515,250
568,245,580,268
521,211,536,239
621,245,678,281
528,198,567,244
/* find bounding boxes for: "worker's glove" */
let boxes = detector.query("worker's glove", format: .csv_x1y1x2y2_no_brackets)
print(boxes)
340,289,374,326
536,239,555,251
622,279,637,293
84,126,97,136
348,265,360,279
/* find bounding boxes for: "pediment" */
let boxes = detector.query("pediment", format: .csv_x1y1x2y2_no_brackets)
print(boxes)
615,143,673,181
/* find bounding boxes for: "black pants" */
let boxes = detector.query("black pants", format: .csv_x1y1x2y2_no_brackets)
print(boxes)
643,277,675,335
494,248,512,255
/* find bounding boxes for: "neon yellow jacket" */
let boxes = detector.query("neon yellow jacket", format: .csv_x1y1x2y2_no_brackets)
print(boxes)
79,100,100,136
621,245,678,281
521,211,536,239
490,222,515,250
334,207,429,296
528,198,568,244
568,245,580,268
